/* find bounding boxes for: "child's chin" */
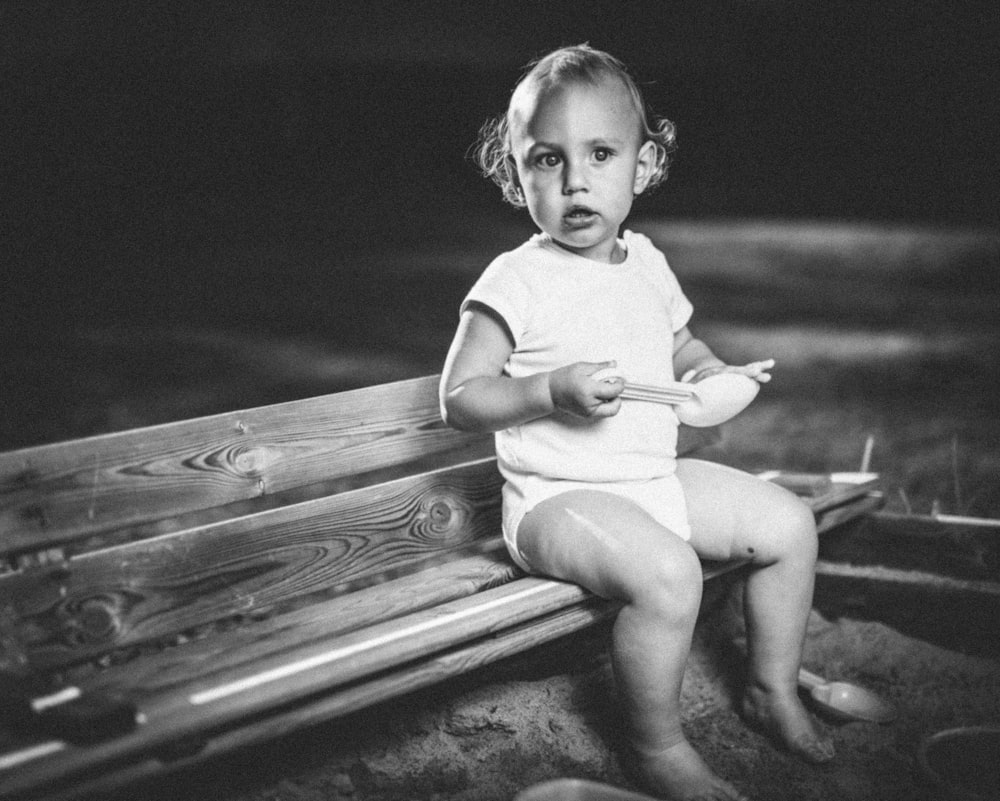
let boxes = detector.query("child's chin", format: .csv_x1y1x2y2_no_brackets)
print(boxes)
554,232,616,259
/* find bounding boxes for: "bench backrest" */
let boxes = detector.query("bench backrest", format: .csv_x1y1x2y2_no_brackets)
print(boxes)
0,376,500,673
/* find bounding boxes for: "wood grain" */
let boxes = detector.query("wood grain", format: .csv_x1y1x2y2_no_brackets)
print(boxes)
0,376,482,552
80,548,520,697
0,599,615,801
3,458,503,670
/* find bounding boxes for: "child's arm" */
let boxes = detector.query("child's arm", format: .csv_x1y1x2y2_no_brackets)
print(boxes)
673,326,774,383
440,306,622,433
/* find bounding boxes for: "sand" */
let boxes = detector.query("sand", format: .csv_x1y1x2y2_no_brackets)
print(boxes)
114,577,1000,801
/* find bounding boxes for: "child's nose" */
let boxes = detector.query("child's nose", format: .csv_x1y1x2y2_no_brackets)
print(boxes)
562,160,588,194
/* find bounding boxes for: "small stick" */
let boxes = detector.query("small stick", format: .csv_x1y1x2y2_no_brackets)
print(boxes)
860,434,874,474
951,435,964,513
898,487,913,515
878,511,1000,528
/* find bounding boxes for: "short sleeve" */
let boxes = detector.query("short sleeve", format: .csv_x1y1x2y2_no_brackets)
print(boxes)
460,254,532,346
626,231,693,332
661,259,693,332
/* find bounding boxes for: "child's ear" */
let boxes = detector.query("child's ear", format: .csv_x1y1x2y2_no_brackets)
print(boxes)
511,174,526,206
633,140,658,195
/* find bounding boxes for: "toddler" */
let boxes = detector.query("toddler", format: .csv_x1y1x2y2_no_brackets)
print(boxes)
440,45,832,801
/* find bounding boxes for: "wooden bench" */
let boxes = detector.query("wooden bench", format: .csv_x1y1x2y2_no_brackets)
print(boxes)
0,375,881,801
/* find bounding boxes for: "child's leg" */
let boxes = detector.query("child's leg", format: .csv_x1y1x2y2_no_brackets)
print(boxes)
517,490,749,801
676,459,834,763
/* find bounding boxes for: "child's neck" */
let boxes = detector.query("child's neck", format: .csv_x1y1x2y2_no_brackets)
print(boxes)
548,234,626,264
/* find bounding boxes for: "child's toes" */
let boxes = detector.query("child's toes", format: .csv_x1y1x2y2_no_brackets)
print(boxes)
788,732,836,764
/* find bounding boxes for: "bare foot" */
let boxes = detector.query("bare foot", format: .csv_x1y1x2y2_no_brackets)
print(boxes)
633,739,751,801
741,684,835,764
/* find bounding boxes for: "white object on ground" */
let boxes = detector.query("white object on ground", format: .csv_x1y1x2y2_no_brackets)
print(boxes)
797,666,897,723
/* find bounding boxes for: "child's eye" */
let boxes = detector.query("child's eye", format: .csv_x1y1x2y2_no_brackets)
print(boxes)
535,153,561,168
593,148,614,162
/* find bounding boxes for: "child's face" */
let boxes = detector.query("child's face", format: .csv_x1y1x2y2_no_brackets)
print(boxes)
509,77,656,263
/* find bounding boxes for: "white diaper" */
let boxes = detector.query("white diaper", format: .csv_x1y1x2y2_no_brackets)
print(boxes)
501,473,692,573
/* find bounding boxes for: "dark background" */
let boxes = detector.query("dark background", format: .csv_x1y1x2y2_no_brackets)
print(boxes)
2,1,998,444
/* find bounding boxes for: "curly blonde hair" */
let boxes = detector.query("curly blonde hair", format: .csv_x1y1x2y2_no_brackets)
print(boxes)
473,44,677,207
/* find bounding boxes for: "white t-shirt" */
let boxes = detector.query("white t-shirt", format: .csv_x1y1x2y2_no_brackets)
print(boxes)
462,230,694,484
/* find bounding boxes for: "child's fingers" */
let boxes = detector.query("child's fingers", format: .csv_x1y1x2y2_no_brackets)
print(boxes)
588,362,622,384
590,397,622,417
741,359,775,379
593,376,624,400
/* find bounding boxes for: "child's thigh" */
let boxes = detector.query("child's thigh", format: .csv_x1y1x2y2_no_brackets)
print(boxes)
517,489,700,602
676,459,816,562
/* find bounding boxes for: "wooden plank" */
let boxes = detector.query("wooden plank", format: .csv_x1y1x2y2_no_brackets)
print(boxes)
874,509,1000,532
80,548,521,697
812,562,1000,660
815,561,1000,596
813,492,883,532
0,599,616,801
0,554,743,798
2,458,503,670
0,578,600,798
820,509,999,582
80,547,749,703
176,576,590,709
0,376,486,553
758,470,880,510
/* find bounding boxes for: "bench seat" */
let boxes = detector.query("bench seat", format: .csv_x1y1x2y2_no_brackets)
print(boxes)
0,375,881,800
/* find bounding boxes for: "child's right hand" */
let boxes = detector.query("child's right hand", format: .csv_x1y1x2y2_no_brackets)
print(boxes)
548,361,624,419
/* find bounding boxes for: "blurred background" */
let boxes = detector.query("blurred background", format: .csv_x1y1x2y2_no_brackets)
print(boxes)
2,1,998,512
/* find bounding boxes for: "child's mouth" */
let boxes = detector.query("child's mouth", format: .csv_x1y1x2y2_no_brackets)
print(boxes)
564,206,597,224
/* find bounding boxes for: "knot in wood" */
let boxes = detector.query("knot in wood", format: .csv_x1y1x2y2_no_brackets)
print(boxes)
231,445,267,477
420,495,464,536
74,596,122,644
430,500,452,525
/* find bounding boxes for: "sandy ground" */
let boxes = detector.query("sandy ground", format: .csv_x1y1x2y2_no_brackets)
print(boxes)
8,221,1000,801
112,579,1000,801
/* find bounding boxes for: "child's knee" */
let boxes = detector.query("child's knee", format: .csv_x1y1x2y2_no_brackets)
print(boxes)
770,493,818,560
629,542,703,614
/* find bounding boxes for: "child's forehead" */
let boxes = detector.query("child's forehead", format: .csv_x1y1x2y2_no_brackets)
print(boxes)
509,75,641,140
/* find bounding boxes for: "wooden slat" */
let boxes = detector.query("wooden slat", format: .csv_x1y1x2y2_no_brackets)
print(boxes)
75,547,759,710
2,458,503,670
37,548,755,707
0,578,600,798
821,510,1000,582
80,548,521,698
0,375,485,553
813,492,883,531
177,576,589,709
0,599,616,801
760,470,880,511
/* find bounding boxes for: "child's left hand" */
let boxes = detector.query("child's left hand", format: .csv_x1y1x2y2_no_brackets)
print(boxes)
682,358,775,385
